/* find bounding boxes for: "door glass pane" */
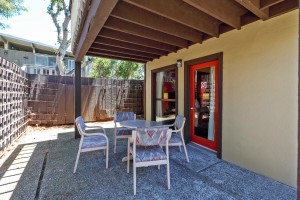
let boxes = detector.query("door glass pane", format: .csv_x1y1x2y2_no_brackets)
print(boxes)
194,66,215,141
155,70,176,124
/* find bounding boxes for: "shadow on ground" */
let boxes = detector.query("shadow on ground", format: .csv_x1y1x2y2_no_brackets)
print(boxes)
0,128,296,200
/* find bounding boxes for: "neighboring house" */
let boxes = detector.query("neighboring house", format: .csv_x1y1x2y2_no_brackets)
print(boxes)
70,0,299,189
0,33,75,75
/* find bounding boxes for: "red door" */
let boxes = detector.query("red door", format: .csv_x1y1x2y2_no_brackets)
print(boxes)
190,61,218,151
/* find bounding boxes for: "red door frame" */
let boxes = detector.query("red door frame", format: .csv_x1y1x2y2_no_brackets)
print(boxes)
190,60,219,151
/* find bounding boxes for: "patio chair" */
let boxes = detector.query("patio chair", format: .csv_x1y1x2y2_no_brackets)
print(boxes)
127,126,172,195
114,112,136,153
164,115,189,163
74,116,109,173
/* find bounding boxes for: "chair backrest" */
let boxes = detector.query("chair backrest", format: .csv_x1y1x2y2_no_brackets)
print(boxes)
174,115,186,130
134,127,171,146
114,112,136,123
75,116,86,136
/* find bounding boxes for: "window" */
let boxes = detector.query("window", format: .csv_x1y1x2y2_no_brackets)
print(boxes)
48,57,56,67
152,66,177,124
68,60,75,70
36,55,48,66
52,70,55,75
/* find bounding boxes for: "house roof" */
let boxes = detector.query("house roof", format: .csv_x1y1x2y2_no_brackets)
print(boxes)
0,33,73,57
71,0,298,63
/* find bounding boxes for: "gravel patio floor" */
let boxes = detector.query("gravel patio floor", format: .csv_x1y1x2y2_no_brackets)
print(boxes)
0,122,296,200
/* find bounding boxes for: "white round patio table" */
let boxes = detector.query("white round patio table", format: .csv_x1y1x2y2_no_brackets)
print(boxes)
119,119,165,128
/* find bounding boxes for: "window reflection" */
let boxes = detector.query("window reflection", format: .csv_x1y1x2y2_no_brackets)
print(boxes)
154,70,176,124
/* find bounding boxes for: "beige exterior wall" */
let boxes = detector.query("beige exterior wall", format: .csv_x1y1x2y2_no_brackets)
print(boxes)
146,10,298,187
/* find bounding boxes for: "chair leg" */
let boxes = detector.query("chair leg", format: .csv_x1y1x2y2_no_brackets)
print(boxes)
182,143,190,162
179,146,182,152
133,163,136,195
167,161,170,189
127,140,130,173
73,148,81,173
106,146,109,169
158,165,160,170
114,137,117,153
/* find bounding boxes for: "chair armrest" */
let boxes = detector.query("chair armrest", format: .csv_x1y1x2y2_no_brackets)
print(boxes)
171,129,181,133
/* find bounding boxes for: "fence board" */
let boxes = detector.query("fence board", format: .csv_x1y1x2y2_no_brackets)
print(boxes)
27,75,144,125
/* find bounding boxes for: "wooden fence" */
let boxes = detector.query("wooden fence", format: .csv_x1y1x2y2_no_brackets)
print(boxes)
0,57,28,156
27,75,144,125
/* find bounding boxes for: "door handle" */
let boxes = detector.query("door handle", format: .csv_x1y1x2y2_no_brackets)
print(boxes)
190,107,195,110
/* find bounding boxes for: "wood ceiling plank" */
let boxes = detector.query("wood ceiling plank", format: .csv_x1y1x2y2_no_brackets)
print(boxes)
111,1,202,43
90,44,159,59
260,0,284,10
269,0,298,17
87,50,151,62
183,0,246,29
99,27,177,52
87,52,147,63
104,17,188,48
124,0,219,37
74,0,118,61
94,37,168,56
235,0,269,20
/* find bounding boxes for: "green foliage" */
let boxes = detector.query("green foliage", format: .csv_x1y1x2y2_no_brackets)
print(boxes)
0,0,27,29
89,57,144,80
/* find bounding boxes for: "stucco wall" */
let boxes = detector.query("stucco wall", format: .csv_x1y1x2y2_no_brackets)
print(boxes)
146,10,298,187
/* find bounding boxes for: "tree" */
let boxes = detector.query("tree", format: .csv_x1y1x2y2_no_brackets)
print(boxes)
89,57,144,80
47,0,71,75
0,0,27,29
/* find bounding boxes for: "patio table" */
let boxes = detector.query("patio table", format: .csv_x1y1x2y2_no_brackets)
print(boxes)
119,119,164,128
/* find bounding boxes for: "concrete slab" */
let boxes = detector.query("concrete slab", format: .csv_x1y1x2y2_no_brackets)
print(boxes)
0,124,296,200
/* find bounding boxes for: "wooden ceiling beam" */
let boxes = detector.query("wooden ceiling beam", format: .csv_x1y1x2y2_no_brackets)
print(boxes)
104,17,188,48
260,0,284,10
90,44,159,59
74,0,118,61
99,27,177,52
235,0,269,20
183,0,246,29
94,37,168,56
87,52,147,63
87,50,151,62
111,1,202,43
124,0,219,37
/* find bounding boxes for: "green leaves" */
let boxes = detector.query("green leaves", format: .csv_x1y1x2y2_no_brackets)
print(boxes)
0,0,27,29
89,57,144,80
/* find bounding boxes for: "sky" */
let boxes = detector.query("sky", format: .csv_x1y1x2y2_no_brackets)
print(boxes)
1,0,61,47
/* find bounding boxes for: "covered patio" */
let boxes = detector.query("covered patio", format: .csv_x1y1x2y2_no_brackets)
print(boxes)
0,124,296,199
70,0,299,198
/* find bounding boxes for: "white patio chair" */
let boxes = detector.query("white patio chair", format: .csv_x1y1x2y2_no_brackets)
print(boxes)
114,112,136,153
164,115,189,163
74,116,109,173
127,126,172,195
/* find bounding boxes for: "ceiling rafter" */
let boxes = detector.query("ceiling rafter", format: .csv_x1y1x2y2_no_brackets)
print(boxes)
124,0,220,37
87,50,151,62
87,52,147,63
99,27,177,52
90,44,159,59
183,0,247,29
235,0,269,20
111,1,202,43
94,37,168,56
104,17,188,48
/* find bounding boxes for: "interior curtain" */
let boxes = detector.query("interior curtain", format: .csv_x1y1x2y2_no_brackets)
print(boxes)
208,67,215,141
156,72,164,117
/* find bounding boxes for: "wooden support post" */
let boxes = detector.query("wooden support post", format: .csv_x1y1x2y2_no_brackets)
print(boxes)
74,61,81,139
